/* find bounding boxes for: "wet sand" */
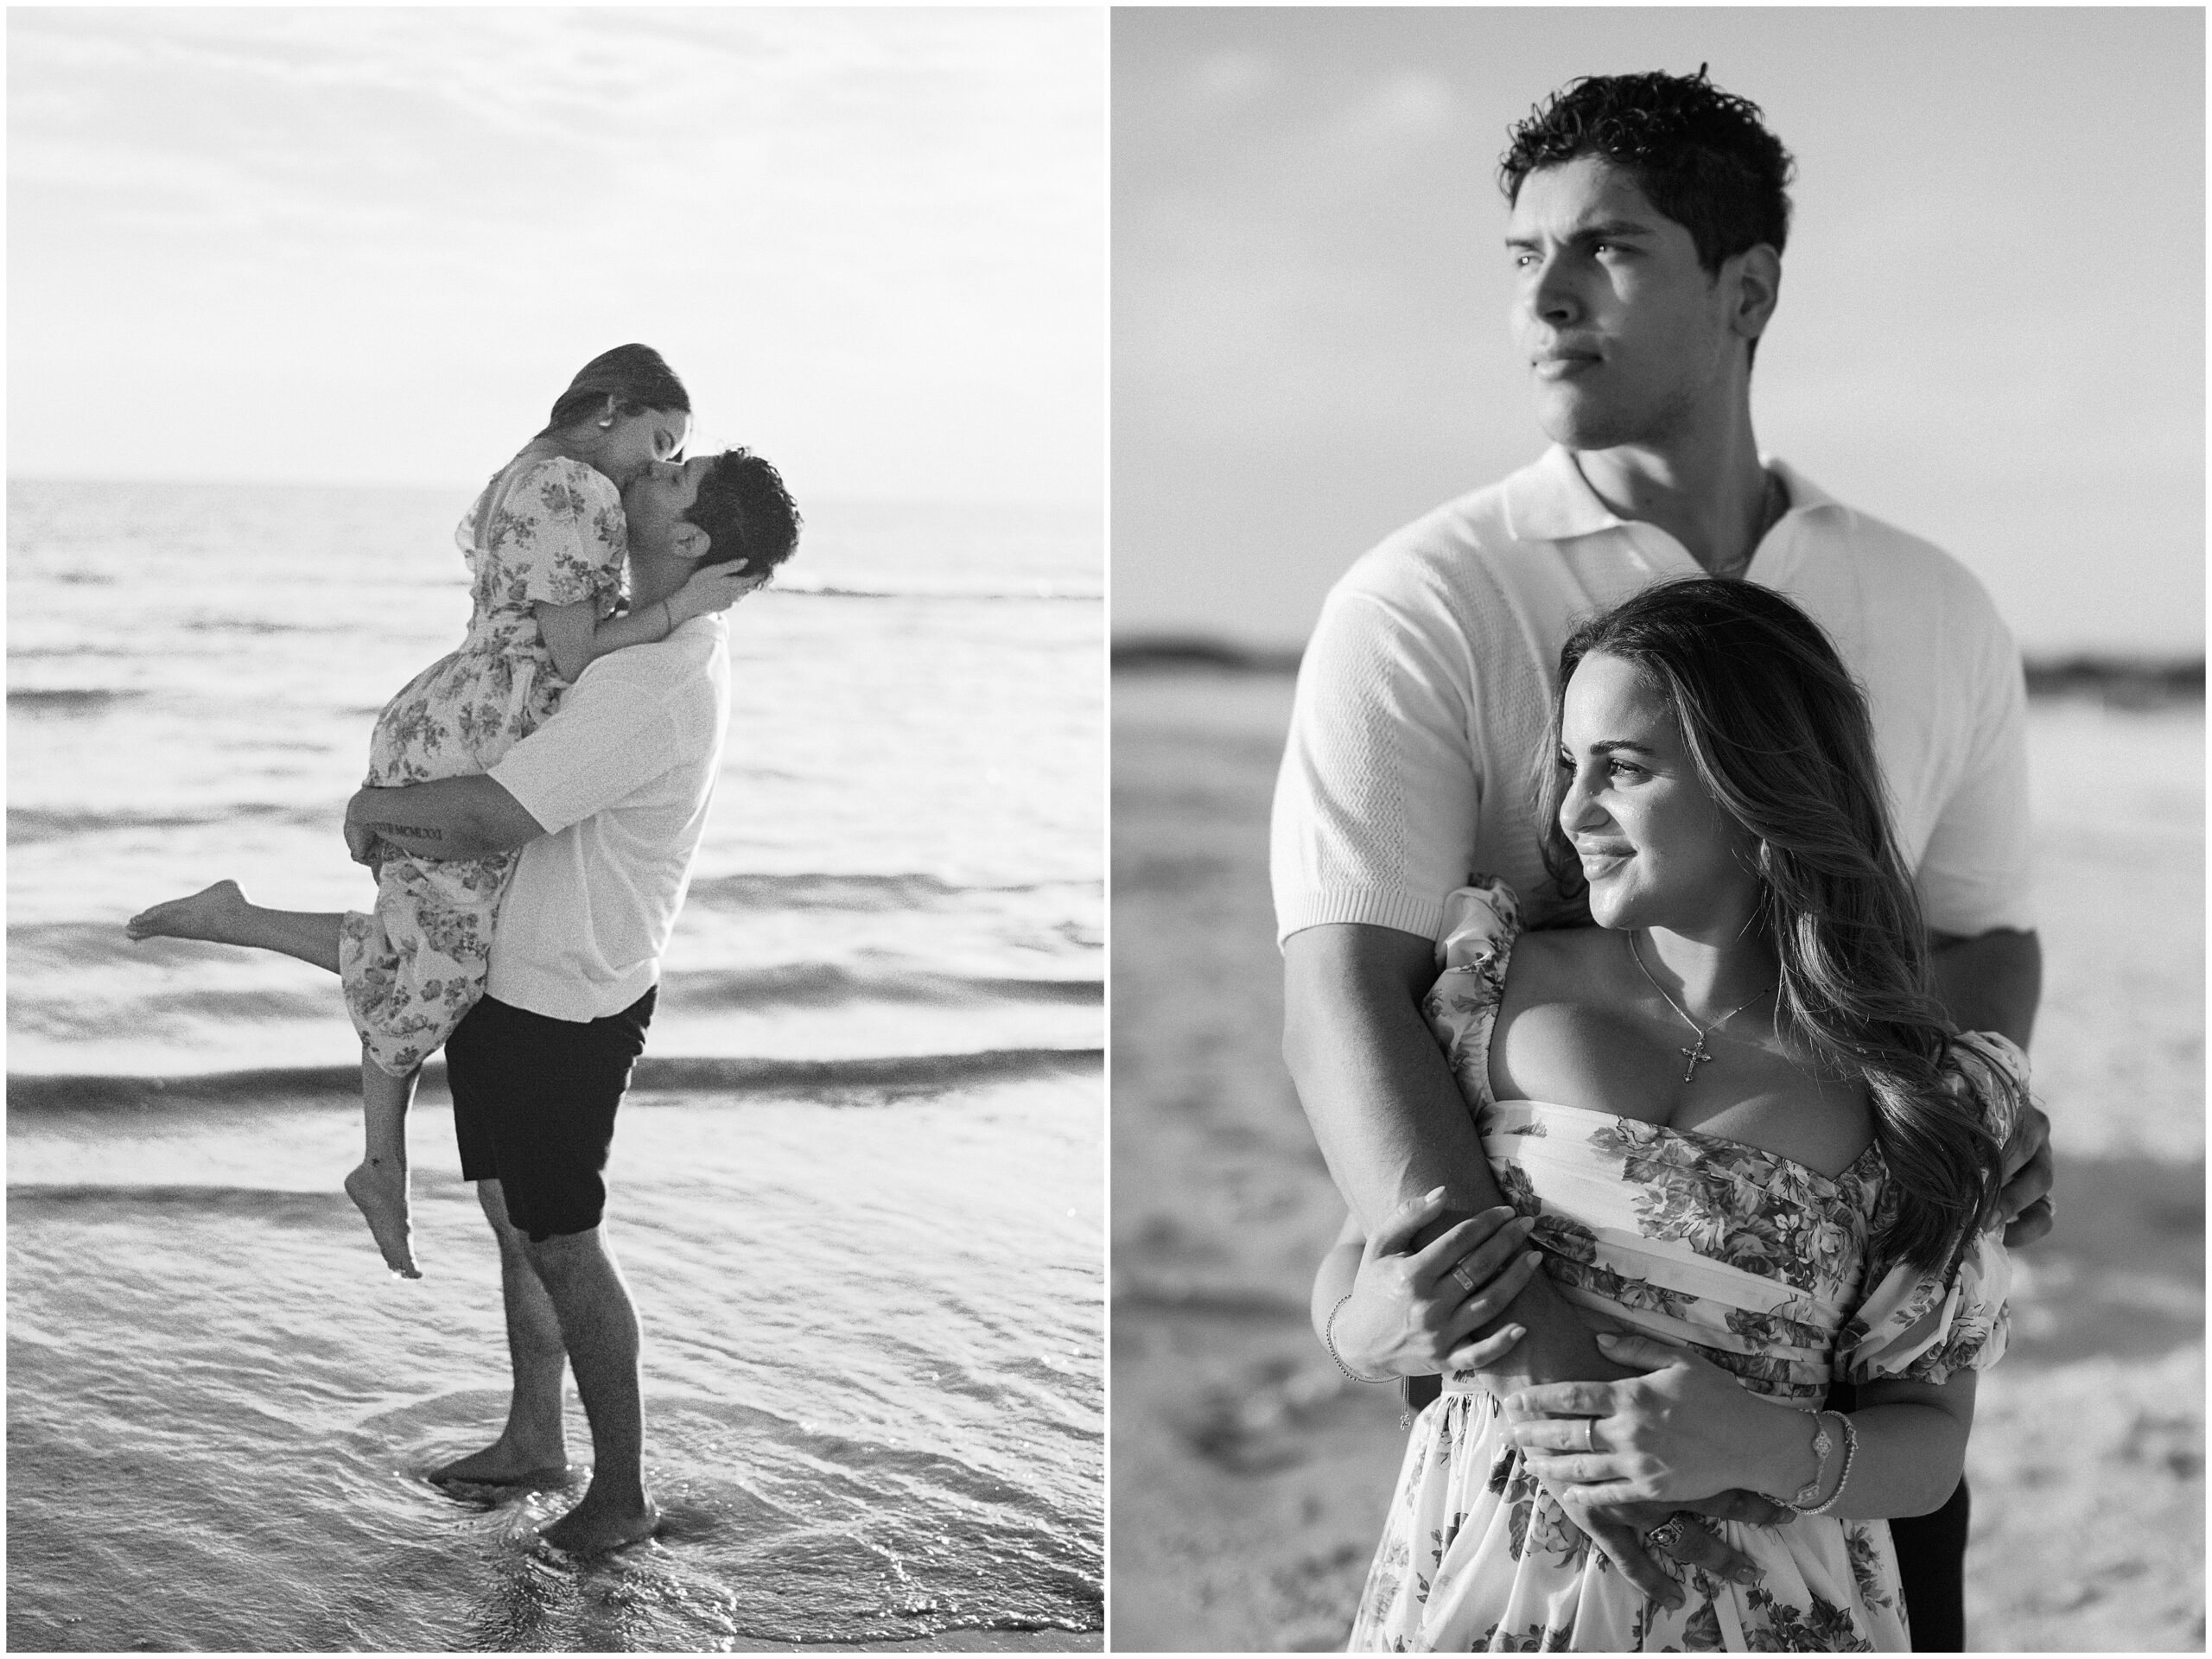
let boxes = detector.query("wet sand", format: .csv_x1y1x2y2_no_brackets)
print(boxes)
10,1074,1103,1651
1109,671,2204,1652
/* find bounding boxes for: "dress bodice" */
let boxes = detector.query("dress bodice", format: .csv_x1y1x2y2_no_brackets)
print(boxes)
1425,877,2018,1404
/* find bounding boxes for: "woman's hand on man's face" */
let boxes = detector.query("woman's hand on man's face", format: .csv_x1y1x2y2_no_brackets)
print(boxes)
671,559,770,622
1335,1190,1542,1378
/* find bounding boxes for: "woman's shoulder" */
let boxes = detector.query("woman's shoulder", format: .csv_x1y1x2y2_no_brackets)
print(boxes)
1434,875,1522,972
501,451,620,505
1434,878,1616,976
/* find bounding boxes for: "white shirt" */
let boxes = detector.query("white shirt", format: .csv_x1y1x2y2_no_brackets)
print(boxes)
486,613,730,1021
1271,447,2033,944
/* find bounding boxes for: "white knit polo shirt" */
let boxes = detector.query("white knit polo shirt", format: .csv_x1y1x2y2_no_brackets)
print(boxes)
1270,447,2034,944
487,613,730,1022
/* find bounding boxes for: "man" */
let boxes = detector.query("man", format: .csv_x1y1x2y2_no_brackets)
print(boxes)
344,446,798,1553
128,445,800,1554
1272,71,2051,1647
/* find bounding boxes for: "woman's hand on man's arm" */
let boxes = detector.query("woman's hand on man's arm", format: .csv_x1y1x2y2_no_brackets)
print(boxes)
1502,1332,1813,1505
1284,925,1791,1594
1501,1331,1978,1522
1320,1221,1784,1606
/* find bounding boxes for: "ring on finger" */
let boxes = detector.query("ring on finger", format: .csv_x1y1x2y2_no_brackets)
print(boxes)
1581,1418,1599,1454
1645,1516,1689,1553
1450,1262,1479,1294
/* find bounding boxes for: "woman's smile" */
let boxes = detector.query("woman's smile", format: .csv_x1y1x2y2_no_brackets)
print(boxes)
1573,840,1633,880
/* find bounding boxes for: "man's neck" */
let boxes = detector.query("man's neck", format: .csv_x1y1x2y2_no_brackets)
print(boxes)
626,548,694,615
1573,415,1773,575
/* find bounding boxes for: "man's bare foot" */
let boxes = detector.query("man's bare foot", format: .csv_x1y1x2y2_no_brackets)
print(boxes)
125,880,251,944
430,1440,570,1489
345,1158,422,1279
540,1489,661,1555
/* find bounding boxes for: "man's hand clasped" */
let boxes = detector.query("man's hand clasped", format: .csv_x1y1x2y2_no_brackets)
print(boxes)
1332,1190,1539,1380
1502,1331,1789,1507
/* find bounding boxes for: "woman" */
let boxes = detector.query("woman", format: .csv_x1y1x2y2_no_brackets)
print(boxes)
1314,579,2024,1650
129,345,766,1278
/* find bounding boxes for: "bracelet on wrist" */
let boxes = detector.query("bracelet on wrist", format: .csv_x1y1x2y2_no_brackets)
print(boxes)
1758,1408,1834,1513
1325,1291,1389,1385
1799,1412,1859,1515
1788,1408,1834,1509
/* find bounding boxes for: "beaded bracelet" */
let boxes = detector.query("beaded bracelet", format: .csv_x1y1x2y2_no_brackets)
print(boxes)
1799,1413,1859,1516
1325,1291,1389,1385
1783,1409,1836,1510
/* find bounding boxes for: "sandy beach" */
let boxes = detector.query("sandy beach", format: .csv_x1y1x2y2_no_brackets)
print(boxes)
1109,670,2204,1652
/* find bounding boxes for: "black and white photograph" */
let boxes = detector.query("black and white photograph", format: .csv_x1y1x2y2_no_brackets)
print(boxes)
10,9,1103,1649
1112,7,2202,1651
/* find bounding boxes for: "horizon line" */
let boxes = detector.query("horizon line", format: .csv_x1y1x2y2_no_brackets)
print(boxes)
5,473,1102,520
1112,632,2208,685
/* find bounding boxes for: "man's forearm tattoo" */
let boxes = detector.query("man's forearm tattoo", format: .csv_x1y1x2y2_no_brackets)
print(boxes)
366,821,444,844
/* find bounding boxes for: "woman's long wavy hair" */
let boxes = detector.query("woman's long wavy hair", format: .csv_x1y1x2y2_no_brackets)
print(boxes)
1536,578,2016,1274
537,344,690,438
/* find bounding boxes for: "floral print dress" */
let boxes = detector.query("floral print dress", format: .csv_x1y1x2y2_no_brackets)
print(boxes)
338,454,626,1075
1351,879,2021,1653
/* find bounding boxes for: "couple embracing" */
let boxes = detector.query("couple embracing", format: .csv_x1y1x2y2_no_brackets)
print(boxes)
130,345,801,1554
1278,74,2053,1650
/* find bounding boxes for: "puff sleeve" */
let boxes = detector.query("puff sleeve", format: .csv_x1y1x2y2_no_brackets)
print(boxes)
1422,877,1522,1113
486,458,627,610
1835,1032,2027,1387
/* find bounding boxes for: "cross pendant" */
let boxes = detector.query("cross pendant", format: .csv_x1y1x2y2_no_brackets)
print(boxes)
1677,1037,1713,1084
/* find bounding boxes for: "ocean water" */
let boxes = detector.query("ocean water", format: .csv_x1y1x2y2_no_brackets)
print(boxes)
7,479,1104,1650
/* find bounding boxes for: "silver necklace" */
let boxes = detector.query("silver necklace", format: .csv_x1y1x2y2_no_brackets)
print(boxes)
1627,931,1776,1084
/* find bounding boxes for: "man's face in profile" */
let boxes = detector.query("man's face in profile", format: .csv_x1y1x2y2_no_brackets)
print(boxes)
1505,155,1746,453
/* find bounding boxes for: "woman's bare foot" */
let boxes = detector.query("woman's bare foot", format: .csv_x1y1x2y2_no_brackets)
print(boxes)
125,880,251,944
540,1490,662,1555
345,1157,422,1279
431,1439,570,1489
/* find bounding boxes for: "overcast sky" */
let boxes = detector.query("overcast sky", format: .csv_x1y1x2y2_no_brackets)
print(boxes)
10,7,1105,509
1115,7,2204,657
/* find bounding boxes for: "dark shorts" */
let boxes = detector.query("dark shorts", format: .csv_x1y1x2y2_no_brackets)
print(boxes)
447,988,655,1242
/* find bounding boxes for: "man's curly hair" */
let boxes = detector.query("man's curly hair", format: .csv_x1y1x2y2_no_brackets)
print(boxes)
1499,67,1796,275
683,448,802,579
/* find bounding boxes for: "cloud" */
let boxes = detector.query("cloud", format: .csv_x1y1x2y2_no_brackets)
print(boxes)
7,9,1105,504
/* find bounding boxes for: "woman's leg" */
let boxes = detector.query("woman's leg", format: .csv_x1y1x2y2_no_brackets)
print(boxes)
346,1057,423,1279
129,883,430,1275
125,880,342,974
